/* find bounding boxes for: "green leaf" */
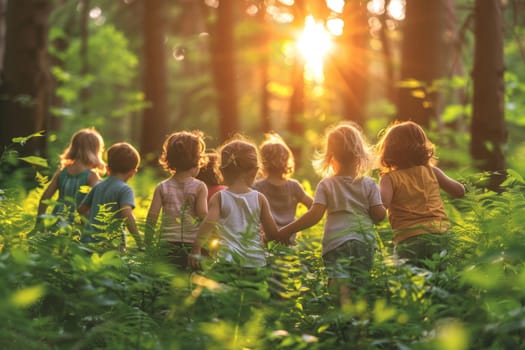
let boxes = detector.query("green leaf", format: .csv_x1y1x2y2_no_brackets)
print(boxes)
397,79,425,89
12,130,45,145
18,156,48,168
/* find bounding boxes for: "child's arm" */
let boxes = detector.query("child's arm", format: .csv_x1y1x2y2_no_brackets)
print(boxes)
195,182,209,219
379,174,393,209
432,166,465,198
87,171,101,187
121,205,142,249
369,204,387,223
189,192,220,269
258,193,283,243
279,203,326,241
300,192,314,209
37,170,60,216
145,186,162,247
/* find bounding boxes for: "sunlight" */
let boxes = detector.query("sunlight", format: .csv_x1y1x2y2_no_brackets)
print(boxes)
296,15,333,83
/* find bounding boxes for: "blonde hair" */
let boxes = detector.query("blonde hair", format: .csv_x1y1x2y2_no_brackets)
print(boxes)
59,128,105,173
259,132,294,178
376,120,435,172
313,121,372,178
159,130,206,173
219,137,260,185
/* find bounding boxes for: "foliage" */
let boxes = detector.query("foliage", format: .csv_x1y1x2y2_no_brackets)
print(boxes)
1,155,525,349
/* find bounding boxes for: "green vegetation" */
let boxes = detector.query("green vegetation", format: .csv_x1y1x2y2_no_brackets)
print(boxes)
1,139,525,349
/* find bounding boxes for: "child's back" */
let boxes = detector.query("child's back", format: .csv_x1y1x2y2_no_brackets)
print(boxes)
376,121,465,264
253,133,312,233
146,131,208,267
79,142,142,249
38,128,104,224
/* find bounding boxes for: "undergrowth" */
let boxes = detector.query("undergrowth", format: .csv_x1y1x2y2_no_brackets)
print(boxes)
1,169,525,349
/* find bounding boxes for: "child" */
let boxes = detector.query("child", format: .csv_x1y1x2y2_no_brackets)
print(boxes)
253,133,313,242
376,120,465,266
78,142,142,250
37,128,105,224
189,137,284,270
145,131,208,268
196,151,227,202
279,122,386,306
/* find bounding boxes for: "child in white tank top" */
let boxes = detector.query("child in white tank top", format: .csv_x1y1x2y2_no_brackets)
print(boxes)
189,137,286,269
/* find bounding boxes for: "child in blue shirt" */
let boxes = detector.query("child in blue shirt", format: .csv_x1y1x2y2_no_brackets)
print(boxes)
79,142,142,250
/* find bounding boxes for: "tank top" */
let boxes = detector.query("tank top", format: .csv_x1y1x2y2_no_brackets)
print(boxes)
386,165,450,244
217,190,266,267
53,168,92,220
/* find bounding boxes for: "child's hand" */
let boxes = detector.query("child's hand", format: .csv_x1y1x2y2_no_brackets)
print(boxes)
188,247,202,269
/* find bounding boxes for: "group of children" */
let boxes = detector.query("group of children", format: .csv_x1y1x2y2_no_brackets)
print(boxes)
37,120,465,305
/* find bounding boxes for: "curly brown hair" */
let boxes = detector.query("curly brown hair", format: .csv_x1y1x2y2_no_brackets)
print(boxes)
259,133,294,178
159,131,206,173
376,120,435,171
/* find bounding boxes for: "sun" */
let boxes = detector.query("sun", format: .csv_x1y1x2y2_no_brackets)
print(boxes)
296,15,333,83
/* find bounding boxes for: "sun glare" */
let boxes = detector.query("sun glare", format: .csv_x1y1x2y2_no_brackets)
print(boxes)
296,16,332,83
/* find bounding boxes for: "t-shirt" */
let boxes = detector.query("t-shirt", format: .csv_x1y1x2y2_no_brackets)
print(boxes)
313,176,382,255
217,190,266,268
252,178,308,227
385,165,449,244
150,177,207,243
53,168,93,221
81,176,135,235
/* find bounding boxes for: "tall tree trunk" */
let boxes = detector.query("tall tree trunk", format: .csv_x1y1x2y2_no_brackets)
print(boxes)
0,0,51,157
141,0,168,163
210,1,238,142
257,5,271,133
338,0,368,126
288,0,305,165
398,0,448,127
0,0,6,73
79,0,90,116
471,0,506,190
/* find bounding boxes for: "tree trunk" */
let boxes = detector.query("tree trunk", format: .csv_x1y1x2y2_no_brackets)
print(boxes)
257,5,271,133
141,0,169,163
0,0,51,157
210,1,238,142
287,0,305,165
471,0,506,190
398,0,448,127
337,0,369,126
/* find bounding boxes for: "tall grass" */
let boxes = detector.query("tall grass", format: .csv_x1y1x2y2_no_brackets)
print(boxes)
1,168,524,349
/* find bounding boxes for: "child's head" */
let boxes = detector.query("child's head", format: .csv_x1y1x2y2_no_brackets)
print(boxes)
159,131,206,174
196,151,223,186
259,133,295,178
107,142,141,175
376,120,435,171
219,138,260,185
313,121,372,177
60,128,105,171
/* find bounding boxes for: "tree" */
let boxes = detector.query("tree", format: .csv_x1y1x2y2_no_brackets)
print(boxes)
141,0,169,163
0,0,51,157
397,0,450,127
470,0,506,189
337,0,369,126
209,1,238,142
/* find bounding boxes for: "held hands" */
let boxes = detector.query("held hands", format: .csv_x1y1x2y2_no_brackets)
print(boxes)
188,245,202,269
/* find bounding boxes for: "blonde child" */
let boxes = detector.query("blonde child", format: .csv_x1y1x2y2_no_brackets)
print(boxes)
376,120,465,266
78,142,142,250
253,133,313,243
196,151,227,202
279,122,386,306
145,131,208,268
37,128,105,224
189,137,284,270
